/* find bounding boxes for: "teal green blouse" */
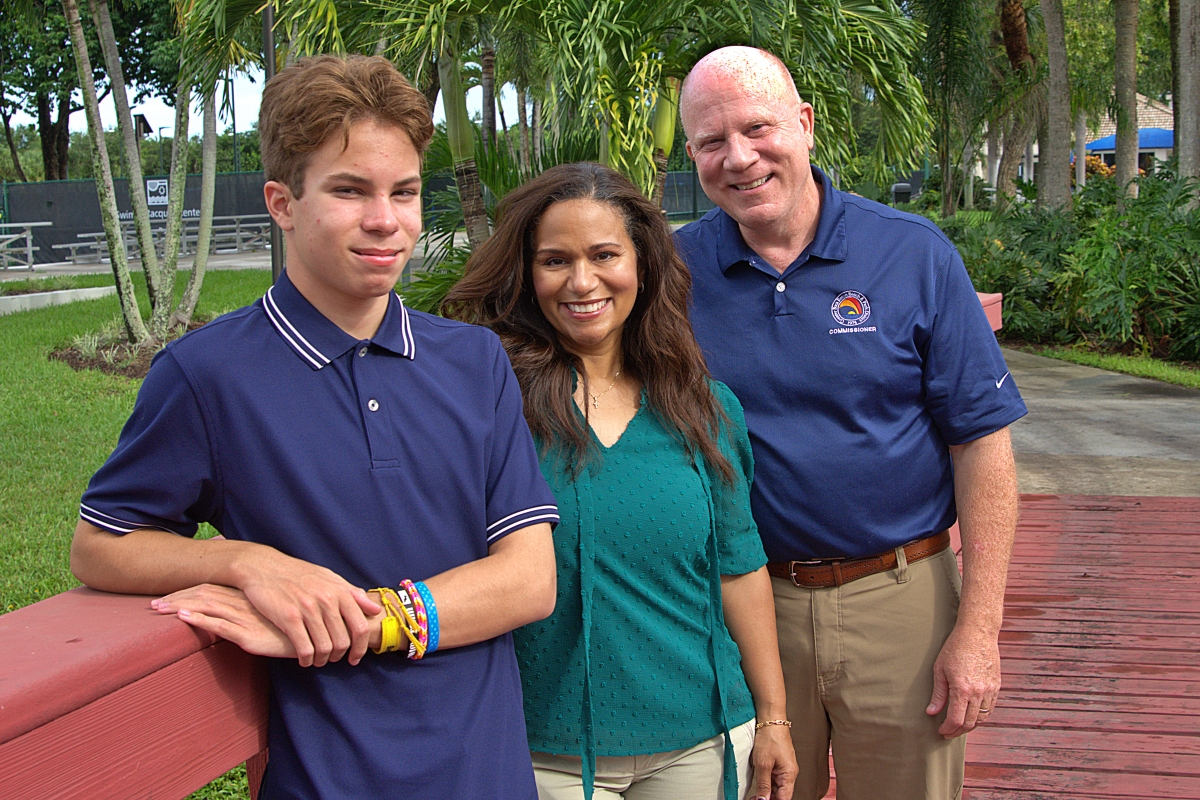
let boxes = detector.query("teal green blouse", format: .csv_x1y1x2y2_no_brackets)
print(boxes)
515,381,766,798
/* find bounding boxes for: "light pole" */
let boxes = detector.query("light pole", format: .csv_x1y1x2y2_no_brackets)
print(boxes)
158,127,169,175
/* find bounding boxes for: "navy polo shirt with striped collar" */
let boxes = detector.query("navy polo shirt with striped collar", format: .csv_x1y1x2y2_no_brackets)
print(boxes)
675,167,1027,561
82,269,558,799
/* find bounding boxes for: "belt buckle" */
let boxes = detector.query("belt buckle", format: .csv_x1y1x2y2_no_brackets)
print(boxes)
788,557,844,587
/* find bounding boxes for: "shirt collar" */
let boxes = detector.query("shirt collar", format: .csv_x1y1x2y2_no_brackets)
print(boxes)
715,165,848,274
261,270,416,371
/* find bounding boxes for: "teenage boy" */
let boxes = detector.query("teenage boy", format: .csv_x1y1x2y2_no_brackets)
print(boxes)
71,55,559,799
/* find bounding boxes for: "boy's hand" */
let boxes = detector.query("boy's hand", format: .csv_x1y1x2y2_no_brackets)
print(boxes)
229,550,381,667
154,584,297,659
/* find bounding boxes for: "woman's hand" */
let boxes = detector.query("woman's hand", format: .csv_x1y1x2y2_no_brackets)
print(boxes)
153,583,299,660
747,723,798,800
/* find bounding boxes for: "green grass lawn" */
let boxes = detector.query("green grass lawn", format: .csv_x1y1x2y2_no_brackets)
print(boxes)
1004,343,1200,389
0,269,270,800
0,273,114,295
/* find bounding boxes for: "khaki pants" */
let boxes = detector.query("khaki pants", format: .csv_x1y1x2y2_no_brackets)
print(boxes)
531,719,756,800
772,546,966,800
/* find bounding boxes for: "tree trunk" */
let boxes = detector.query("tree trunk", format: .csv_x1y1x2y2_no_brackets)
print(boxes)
1041,0,1073,209
997,114,1036,208
1177,0,1200,192
1172,0,1181,151
159,82,191,290
438,50,489,247
652,149,669,209
650,78,679,208
1115,0,1140,200
962,141,976,210
1,109,28,181
421,55,440,116
517,86,530,177
481,43,496,151
91,0,169,337
497,91,517,164
36,92,63,180
171,94,216,328
1076,109,1089,189
999,0,1035,73
1035,116,1049,204
531,97,542,172
61,0,148,344
55,93,70,178
987,122,1001,186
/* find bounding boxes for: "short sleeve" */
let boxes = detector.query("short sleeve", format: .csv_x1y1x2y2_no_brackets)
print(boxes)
923,249,1028,445
80,349,219,537
710,382,767,576
483,337,559,544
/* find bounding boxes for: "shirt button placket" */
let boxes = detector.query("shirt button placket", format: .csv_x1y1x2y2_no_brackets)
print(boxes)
774,280,787,316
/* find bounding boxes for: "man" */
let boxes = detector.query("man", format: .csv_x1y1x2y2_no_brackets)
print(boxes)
674,46,1026,799
70,55,559,799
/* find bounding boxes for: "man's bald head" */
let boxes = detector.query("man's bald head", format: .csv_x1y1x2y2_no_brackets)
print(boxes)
680,46,802,138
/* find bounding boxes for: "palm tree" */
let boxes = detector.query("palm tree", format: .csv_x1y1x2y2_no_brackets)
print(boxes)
1175,0,1199,191
90,0,176,337
1114,0,1139,199
914,0,990,217
61,0,149,343
1042,0,1072,209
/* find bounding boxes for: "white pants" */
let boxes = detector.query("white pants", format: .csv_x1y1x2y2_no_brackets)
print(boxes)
531,719,756,800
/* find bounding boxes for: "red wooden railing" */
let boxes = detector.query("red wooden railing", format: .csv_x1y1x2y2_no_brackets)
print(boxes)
0,587,269,800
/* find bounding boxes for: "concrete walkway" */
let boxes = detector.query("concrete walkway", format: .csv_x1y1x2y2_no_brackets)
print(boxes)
1004,348,1200,496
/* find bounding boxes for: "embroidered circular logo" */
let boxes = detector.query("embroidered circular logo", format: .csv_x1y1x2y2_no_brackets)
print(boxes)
831,291,871,326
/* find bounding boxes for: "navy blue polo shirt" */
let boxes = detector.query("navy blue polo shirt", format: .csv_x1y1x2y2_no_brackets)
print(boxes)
675,168,1026,561
81,270,557,799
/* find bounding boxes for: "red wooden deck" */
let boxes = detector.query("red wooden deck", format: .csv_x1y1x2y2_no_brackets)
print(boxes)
825,494,1200,798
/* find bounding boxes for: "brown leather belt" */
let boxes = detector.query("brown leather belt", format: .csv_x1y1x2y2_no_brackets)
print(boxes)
767,530,952,588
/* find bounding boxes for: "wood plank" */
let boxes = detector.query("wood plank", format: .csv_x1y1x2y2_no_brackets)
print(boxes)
999,672,1200,697
963,765,1200,798
967,726,1200,756
0,640,268,800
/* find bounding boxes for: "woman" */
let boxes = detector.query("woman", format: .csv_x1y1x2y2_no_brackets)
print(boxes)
444,162,797,800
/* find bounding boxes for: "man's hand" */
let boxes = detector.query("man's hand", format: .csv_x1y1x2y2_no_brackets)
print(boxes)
747,724,797,800
933,426,1018,739
154,584,298,659
926,622,1001,738
230,548,381,667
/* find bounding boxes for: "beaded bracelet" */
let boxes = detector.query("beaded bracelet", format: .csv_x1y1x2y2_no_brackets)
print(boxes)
755,719,792,730
394,582,427,659
400,579,429,659
414,581,439,655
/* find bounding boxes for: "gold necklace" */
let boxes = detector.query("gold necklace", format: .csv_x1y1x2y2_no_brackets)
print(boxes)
589,371,621,409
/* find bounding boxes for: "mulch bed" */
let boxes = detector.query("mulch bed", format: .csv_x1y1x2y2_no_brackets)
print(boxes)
49,320,207,380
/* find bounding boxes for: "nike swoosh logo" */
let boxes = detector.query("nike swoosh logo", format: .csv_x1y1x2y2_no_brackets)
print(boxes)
995,373,1010,389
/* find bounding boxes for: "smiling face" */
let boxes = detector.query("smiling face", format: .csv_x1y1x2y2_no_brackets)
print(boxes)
682,54,817,236
264,118,422,333
531,198,640,359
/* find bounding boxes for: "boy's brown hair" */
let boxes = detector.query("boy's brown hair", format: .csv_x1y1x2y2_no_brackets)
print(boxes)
259,55,434,197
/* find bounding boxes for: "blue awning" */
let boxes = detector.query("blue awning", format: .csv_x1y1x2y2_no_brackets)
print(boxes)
1086,128,1174,152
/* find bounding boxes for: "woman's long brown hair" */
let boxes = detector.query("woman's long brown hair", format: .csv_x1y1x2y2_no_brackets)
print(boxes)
443,162,733,484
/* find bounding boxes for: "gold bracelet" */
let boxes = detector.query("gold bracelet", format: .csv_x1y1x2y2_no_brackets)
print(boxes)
755,719,792,730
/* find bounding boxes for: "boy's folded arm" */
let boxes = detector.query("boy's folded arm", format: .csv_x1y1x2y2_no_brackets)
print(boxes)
421,521,556,649
153,521,557,662
70,520,381,667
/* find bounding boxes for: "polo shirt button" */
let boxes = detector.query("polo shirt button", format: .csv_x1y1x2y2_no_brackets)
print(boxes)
358,347,368,357
368,399,379,412
776,282,786,292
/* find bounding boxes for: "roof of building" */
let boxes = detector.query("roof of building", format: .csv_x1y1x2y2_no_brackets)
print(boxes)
1094,94,1174,139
